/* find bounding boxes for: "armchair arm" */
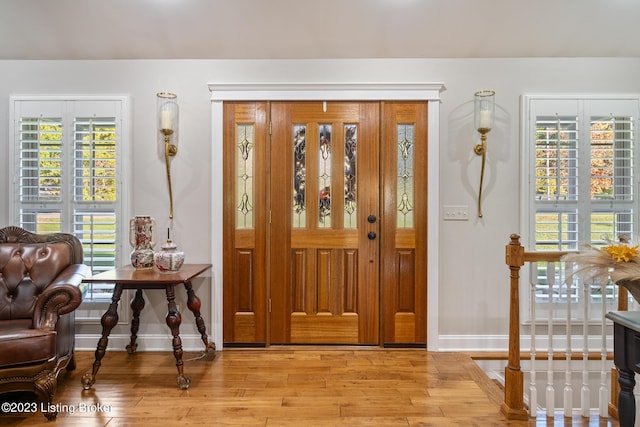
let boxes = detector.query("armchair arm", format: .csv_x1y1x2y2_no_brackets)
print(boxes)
32,264,91,330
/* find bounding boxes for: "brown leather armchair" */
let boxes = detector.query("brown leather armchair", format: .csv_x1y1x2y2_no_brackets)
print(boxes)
0,226,90,420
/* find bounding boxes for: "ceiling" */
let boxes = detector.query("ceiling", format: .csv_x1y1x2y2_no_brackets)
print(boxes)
1,0,639,60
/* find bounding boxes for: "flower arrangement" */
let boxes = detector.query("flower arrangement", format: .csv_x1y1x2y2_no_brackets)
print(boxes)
603,242,640,263
562,236,640,303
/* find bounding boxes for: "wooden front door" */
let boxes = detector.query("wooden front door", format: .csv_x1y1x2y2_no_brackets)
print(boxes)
270,102,380,344
223,101,428,346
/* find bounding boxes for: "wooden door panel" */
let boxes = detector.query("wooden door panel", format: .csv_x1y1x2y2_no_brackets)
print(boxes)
289,247,360,343
271,102,379,344
291,314,359,343
380,102,428,346
223,102,268,345
288,247,360,314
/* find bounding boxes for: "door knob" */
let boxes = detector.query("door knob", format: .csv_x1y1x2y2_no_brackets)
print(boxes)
367,231,377,240
367,215,377,223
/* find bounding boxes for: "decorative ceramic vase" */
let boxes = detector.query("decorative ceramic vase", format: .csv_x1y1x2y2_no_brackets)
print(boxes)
154,239,185,272
129,215,157,269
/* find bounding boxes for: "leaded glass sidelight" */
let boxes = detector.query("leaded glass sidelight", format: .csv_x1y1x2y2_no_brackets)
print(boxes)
293,125,307,228
236,124,254,228
397,124,415,228
344,125,357,228
318,125,332,227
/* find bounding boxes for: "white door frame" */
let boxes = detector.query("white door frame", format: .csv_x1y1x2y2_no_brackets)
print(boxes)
209,82,445,349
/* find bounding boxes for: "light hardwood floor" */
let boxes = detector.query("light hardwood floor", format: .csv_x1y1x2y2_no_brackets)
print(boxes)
1,348,619,426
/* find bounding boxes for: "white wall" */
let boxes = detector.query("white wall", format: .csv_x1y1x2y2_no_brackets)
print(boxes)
1,58,639,351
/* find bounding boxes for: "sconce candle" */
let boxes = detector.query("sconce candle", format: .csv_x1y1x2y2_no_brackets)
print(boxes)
157,92,179,219
474,90,495,131
473,90,496,218
160,110,172,131
478,110,492,129
158,92,178,133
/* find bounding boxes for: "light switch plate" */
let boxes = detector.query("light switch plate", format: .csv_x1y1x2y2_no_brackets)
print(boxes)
443,205,469,221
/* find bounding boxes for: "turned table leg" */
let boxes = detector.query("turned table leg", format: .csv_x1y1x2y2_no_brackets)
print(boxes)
165,284,190,389
618,366,636,427
184,281,216,353
81,283,123,390
126,289,145,354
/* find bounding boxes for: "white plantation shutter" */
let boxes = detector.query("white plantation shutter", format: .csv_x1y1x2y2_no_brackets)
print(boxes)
524,96,640,309
11,97,128,304
73,117,118,203
533,113,579,252
72,116,118,282
17,116,64,232
19,117,63,203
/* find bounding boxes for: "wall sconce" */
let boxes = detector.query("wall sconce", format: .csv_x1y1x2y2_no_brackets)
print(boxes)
473,89,495,218
157,92,179,219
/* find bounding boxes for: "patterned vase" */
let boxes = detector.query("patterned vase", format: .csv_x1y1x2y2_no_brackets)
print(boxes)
154,239,185,272
129,215,157,269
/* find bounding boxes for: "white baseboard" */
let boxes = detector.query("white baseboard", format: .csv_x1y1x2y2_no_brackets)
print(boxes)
436,334,509,352
75,333,212,353
435,334,613,353
75,333,611,354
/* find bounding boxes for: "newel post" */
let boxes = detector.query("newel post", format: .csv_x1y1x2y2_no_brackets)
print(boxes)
501,234,529,420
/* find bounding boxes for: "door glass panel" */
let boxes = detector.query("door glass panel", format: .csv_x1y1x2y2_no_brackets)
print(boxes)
318,124,332,228
293,125,307,228
397,124,414,228
344,125,357,228
236,124,254,228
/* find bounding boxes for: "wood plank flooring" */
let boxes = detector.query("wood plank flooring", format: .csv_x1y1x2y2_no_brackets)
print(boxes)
0,348,619,426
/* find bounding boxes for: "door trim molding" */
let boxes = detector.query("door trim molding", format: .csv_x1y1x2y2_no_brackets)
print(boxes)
209,82,444,101
209,82,445,350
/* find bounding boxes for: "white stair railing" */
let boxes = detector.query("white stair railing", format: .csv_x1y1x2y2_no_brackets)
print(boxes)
545,261,555,418
503,234,619,421
564,261,573,418
528,264,538,418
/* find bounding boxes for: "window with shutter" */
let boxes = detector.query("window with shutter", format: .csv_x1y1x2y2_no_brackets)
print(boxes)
523,96,639,313
10,97,129,306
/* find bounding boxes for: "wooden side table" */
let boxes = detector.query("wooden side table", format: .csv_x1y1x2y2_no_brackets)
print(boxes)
606,310,640,427
80,264,214,390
